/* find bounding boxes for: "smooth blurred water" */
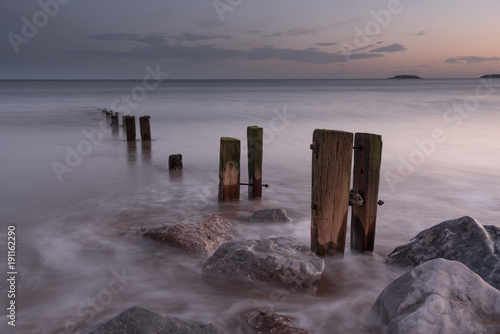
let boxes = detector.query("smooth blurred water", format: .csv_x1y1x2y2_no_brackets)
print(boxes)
1,79,500,333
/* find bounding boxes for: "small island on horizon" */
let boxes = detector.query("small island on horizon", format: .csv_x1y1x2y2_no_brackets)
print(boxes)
388,75,423,79
480,74,500,79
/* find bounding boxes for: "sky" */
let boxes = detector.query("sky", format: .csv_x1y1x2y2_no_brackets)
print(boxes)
1,0,500,79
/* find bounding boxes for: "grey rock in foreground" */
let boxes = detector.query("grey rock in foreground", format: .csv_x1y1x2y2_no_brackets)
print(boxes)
77,306,222,334
248,209,293,222
369,258,500,334
202,237,324,295
385,215,500,289
132,214,231,257
244,310,311,334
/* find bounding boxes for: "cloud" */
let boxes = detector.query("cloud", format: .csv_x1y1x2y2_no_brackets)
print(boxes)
250,28,319,38
445,56,500,64
370,43,406,53
176,33,232,42
316,42,337,46
86,32,231,45
413,31,426,37
76,37,384,64
86,33,168,45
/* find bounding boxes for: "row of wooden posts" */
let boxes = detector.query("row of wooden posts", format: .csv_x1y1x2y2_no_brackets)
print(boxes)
218,126,265,201
218,127,383,255
103,107,383,255
103,109,183,169
103,109,152,141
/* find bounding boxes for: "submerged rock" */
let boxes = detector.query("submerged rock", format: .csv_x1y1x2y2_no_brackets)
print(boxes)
248,208,293,222
245,310,311,334
132,214,232,257
385,216,500,289
77,306,222,334
202,237,324,295
369,258,500,334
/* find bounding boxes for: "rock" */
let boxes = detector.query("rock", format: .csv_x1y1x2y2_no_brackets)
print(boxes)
387,74,422,79
202,237,324,295
480,74,500,79
77,306,222,334
369,258,500,334
132,214,232,257
248,209,293,222
385,216,500,289
244,310,311,334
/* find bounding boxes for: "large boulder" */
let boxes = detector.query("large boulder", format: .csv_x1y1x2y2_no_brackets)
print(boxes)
248,209,293,223
132,214,231,257
385,216,500,289
369,258,500,334
202,237,324,295
77,306,222,334
244,310,311,334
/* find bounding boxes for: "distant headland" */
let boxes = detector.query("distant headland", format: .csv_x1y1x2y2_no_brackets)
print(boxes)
480,74,500,79
387,75,423,79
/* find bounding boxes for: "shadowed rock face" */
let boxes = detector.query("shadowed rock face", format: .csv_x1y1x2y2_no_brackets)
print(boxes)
248,208,293,222
369,259,500,334
132,214,232,258
245,310,311,334
385,216,500,289
77,306,222,334
202,237,324,295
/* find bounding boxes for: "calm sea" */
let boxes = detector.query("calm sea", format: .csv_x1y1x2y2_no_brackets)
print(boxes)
1,79,500,333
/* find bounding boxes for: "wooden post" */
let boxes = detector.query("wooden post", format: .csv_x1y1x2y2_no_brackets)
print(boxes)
311,129,353,256
169,154,183,170
218,137,240,202
110,113,119,127
124,116,136,142
139,115,151,141
351,133,383,252
247,126,263,199
122,115,128,127
106,111,113,124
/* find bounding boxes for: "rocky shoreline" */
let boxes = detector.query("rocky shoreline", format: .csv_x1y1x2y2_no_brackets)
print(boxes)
79,213,500,333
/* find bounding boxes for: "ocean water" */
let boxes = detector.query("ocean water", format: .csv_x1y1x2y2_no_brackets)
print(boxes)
1,79,500,333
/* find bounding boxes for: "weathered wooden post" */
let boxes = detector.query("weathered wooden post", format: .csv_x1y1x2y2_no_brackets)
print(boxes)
218,137,240,202
169,154,183,170
247,126,263,199
311,129,353,256
122,115,129,127
110,113,119,127
351,133,383,252
139,115,151,141
124,116,136,142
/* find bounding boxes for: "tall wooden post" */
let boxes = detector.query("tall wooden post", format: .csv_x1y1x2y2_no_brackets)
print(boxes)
122,115,129,128
247,126,263,199
139,116,151,141
124,116,136,142
311,129,353,256
218,137,240,202
351,133,383,252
